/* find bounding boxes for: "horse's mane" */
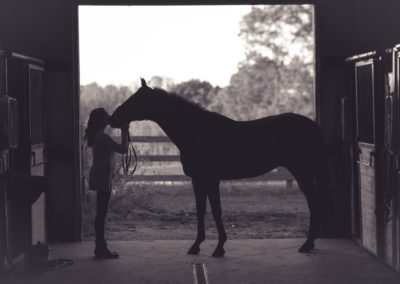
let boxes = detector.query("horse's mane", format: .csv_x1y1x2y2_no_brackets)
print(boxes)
153,87,207,113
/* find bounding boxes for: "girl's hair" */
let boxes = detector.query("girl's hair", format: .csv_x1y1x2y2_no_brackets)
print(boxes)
84,108,109,147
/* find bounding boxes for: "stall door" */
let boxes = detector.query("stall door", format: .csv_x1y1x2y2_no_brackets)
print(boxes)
6,57,30,259
391,46,400,271
355,59,379,255
28,64,46,246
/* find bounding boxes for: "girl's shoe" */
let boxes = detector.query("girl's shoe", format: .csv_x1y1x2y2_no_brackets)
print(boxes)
94,243,119,259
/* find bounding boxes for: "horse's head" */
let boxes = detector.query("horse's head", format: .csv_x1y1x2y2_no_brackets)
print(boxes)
110,78,155,128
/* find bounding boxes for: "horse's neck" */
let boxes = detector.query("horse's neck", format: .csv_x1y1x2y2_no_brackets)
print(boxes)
156,117,188,150
149,100,196,151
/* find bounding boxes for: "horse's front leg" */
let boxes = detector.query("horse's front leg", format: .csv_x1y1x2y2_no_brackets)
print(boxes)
187,178,207,255
207,181,227,257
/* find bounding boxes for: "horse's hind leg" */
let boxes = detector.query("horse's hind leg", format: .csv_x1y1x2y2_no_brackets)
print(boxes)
295,174,321,253
187,178,207,255
207,180,227,257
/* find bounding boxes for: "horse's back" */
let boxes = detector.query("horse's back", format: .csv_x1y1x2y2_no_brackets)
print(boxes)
182,112,324,180
199,112,323,160
232,113,325,173
268,113,326,171
234,113,321,146
269,113,322,142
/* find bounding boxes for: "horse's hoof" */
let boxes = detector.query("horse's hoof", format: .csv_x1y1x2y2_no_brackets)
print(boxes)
298,242,315,253
212,248,225,258
187,246,200,255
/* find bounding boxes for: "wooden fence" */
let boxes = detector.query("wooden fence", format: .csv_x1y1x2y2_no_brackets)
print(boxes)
82,135,295,187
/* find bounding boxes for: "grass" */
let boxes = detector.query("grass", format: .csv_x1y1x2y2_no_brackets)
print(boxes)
81,180,309,241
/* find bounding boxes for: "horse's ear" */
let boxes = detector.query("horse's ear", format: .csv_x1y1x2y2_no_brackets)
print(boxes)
140,78,147,87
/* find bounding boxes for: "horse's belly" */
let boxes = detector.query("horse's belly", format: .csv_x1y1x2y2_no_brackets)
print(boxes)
206,152,278,180
217,162,277,180
180,146,279,180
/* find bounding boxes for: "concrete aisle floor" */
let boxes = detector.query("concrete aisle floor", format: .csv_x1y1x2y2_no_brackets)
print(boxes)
2,239,400,284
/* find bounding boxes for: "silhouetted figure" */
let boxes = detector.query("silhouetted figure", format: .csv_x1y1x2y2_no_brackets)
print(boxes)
85,108,129,259
110,79,329,257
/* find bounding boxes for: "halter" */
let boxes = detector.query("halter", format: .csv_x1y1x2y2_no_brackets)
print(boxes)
121,131,137,176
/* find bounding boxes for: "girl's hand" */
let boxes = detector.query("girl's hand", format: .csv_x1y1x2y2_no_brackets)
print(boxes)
121,123,129,131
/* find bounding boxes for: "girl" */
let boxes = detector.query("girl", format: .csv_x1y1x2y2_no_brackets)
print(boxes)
85,107,129,259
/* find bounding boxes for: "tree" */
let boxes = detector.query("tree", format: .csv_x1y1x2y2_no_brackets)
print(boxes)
240,5,313,70
169,79,215,108
80,83,132,126
148,75,175,90
222,5,315,120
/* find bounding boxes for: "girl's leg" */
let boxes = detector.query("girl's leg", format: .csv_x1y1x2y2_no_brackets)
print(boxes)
95,190,111,246
94,190,118,258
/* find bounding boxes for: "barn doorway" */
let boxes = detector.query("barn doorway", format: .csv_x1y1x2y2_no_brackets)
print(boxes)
78,5,315,242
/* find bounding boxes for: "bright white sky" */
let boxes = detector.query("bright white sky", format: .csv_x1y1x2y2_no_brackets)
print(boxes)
79,6,252,88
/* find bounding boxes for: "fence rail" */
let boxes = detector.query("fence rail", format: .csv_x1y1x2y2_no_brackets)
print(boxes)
82,135,295,187
132,170,294,184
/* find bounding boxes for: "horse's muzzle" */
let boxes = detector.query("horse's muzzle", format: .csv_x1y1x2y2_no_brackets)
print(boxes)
109,109,122,128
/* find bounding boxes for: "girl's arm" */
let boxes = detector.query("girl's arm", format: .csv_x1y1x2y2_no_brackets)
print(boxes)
107,124,129,154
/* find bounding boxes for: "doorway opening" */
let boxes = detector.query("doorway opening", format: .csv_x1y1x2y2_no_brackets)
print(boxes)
78,4,315,241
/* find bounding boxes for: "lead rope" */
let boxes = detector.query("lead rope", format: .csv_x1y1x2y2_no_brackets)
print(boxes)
122,133,137,176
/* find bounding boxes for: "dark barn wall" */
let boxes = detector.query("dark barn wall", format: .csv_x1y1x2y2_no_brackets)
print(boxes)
318,0,400,139
316,0,400,238
0,0,81,241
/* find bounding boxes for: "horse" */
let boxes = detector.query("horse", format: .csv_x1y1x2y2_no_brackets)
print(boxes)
110,78,329,257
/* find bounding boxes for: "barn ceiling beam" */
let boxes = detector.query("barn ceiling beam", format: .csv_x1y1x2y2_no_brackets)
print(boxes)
78,0,315,6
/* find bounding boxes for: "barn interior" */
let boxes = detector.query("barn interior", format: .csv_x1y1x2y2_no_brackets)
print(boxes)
1,0,400,283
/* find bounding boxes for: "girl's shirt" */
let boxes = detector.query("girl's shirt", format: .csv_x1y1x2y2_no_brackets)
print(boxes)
89,131,128,192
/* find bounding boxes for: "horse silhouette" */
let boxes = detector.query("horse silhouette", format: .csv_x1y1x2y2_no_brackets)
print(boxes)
110,78,328,257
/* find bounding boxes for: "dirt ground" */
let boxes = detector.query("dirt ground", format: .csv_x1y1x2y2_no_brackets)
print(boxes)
82,182,309,241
